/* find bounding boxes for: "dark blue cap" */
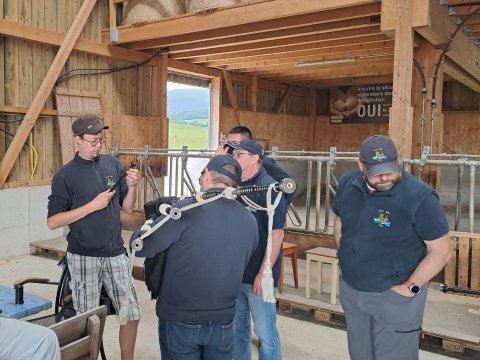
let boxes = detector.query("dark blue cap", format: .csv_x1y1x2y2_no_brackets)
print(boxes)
206,155,242,185
359,135,398,176
225,139,264,158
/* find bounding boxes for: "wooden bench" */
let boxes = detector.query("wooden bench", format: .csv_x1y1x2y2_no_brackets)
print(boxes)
279,242,298,293
305,247,339,305
49,305,107,360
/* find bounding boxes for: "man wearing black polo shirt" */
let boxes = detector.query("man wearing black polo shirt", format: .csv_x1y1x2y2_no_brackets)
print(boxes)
131,155,258,360
332,135,450,360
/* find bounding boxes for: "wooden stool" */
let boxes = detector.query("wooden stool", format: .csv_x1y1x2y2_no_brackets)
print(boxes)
305,247,339,304
279,242,298,293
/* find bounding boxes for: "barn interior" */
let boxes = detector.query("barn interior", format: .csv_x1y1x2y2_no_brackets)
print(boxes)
1,0,480,358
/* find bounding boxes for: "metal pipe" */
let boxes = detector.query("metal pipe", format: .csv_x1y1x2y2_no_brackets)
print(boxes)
305,160,313,231
324,159,332,233
469,165,476,232
315,160,322,232
455,162,465,231
174,157,179,197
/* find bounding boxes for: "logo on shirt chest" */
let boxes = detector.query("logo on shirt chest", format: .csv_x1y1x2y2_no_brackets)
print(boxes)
373,209,391,227
106,176,115,189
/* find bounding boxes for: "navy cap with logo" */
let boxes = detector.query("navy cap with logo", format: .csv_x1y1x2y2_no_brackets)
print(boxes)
72,114,109,137
224,139,264,158
359,135,399,177
206,155,242,185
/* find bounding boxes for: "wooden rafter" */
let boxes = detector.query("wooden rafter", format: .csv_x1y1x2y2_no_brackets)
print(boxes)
274,85,292,113
221,69,240,126
0,0,98,188
107,0,379,45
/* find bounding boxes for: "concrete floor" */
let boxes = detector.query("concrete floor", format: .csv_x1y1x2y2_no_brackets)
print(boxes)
1,255,471,359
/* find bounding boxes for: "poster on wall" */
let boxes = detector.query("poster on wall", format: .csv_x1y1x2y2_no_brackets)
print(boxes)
330,83,393,124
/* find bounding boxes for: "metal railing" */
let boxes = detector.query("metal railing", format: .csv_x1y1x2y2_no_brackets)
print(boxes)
110,145,480,235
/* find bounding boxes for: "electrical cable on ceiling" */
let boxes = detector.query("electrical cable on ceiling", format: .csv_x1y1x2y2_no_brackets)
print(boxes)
56,49,165,85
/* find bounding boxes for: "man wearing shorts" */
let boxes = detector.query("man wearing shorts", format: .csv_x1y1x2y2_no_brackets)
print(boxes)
47,114,140,360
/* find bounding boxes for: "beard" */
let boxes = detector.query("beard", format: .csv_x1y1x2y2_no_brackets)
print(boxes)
366,172,401,192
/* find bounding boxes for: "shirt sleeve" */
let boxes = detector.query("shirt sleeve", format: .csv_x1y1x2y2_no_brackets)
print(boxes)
47,173,72,218
413,192,450,241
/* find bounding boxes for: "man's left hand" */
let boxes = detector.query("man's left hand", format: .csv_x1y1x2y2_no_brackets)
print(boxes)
252,272,263,296
391,284,414,298
126,168,140,188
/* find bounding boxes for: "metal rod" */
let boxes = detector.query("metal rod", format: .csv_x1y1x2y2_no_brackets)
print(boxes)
455,163,464,231
305,160,313,231
469,165,476,232
315,160,322,232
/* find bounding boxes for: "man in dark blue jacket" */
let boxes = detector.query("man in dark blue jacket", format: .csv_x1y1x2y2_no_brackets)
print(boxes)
333,135,450,360
131,155,258,360
47,114,140,360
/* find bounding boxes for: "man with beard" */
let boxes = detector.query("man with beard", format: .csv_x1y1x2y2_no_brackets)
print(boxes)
332,135,450,360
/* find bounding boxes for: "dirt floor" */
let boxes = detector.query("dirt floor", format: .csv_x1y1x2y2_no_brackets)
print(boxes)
2,255,477,359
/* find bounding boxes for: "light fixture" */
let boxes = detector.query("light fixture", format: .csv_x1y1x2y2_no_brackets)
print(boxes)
295,57,355,67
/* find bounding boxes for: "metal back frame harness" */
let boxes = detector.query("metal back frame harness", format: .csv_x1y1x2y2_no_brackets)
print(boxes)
116,179,295,325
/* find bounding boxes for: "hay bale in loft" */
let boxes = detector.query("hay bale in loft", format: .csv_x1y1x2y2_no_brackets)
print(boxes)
123,0,185,25
186,0,249,13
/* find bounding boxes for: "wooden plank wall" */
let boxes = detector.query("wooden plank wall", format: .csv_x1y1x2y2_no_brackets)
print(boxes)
0,0,156,185
443,111,480,154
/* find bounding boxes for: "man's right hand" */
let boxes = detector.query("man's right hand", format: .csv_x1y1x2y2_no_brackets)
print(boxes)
90,190,115,211
214,141,228,155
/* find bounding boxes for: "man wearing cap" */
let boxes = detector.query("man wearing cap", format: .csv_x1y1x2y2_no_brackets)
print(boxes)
130,155,258,359
216,125,296,204
332,135,450,360
224,139,287,360
47,114,141,360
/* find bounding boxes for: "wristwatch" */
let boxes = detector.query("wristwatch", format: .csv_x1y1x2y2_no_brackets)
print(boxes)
403,280,421,295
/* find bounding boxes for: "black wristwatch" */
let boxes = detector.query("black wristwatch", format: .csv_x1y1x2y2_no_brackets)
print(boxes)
404,280,421,295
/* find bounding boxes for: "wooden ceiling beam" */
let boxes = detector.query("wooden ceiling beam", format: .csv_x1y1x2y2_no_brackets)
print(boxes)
254,59,393,80
297,75,394,89
107,0,379,45
443,58,480,93
0,19,157,65
195,33,388,66
171,26,383,60
166,17,378,54
206,41,395,69
383,0,480,81
167,58,221,78
121,2,381,50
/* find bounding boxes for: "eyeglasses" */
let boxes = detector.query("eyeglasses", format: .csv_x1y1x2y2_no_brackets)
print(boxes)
81,136,106,146
232,151,252,160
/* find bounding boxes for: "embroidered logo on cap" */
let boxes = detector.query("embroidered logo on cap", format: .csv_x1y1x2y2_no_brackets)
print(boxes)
374,210,391,227
372,149,388,161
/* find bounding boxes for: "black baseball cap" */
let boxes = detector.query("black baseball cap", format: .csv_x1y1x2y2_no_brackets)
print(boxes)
224,139,264,158
72,114,108,136
206,155,242,185
359,135,399,177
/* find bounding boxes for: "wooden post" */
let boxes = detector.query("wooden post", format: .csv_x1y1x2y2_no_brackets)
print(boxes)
388,0,414,160
152,53,168,176
0,0,98,188
221,69,240,126
248,75,257,112
210,77,221,149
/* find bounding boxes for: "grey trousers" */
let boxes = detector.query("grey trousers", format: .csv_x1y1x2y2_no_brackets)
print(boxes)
339,277,428,360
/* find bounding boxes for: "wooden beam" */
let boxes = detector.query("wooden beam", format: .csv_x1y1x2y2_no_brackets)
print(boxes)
248,75,258,112
108,0,379,45
301,75,394,89
0,106,58,117
221,69,240,126
221,43,395,71
189,30,386,65
443,58,480,93
382,0,480,82
0,0,98,188
388,0,414,159
121,3,381,50
167,58,221,78
171,26,384,60
0,20,156,65
166,17,379,54
274,85,292,113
